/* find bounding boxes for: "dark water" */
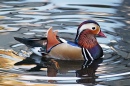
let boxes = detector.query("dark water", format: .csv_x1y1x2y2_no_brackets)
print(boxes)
0,0,130,86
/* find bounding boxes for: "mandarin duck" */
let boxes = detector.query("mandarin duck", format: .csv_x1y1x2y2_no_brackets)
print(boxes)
14,20,106,61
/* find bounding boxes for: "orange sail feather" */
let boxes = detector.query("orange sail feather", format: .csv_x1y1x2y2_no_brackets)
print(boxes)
46,27,60,52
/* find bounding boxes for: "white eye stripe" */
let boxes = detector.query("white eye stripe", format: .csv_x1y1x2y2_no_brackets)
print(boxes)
75,23,99,41
78,23,97,34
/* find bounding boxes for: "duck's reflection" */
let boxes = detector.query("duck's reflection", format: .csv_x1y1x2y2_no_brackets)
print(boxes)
14,54,103,84
76,58,103,84
46,58,103,84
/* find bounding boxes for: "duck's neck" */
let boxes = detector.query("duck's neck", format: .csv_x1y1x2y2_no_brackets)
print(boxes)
76,32,98,49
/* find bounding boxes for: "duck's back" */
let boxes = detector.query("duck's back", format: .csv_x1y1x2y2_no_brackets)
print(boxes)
48,43,84,60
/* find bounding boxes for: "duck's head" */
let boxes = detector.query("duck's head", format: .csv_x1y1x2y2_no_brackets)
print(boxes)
75,20,106,48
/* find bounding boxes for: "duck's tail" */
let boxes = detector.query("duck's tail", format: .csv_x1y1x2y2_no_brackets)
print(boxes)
14,36,47,55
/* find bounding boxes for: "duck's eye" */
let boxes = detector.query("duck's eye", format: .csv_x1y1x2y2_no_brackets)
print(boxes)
92,27,96,30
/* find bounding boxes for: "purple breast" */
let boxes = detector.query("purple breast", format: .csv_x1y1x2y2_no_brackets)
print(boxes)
88,44,103,59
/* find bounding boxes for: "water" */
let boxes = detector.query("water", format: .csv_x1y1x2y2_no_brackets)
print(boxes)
0,0,129,86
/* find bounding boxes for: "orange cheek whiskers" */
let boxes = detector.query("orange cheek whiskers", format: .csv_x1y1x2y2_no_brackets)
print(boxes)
77,33,98,49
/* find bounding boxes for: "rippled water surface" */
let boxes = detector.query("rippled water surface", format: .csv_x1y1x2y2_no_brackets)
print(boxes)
0,0,130,86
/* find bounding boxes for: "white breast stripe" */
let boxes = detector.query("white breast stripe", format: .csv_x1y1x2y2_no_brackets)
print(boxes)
86,49,94,60
82,48,88,61
88,60,93,65
82,61,88,68
82,60,93,69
